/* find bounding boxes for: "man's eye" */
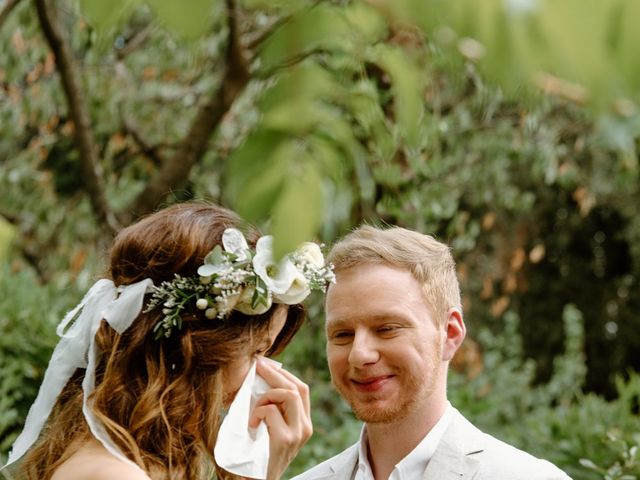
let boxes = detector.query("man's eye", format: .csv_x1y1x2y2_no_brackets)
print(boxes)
378,325,400,334
330,331,353,340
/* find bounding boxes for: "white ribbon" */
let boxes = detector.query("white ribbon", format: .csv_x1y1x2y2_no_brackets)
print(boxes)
2,278,154,473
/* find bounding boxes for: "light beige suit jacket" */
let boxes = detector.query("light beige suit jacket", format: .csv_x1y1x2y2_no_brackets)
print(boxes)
292,408,571,480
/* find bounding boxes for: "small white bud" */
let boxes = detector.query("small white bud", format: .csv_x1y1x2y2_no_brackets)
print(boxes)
205,308,217,319
196,298,208,310
162,308,171,314
200,275,212,285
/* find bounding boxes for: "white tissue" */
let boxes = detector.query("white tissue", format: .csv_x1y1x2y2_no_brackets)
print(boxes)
214,358,279,479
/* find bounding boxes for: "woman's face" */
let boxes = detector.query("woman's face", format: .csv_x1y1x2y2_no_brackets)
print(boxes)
221,306,289,404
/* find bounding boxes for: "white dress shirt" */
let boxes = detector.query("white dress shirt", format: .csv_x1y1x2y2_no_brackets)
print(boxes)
353,403,454,480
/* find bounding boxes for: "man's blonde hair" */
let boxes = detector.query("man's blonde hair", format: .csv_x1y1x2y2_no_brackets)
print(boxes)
328,225,461,327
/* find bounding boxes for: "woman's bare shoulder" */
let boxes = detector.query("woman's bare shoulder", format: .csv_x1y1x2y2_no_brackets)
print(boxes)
51,440,151,480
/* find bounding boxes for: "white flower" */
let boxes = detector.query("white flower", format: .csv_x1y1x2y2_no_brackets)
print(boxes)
252,236,300,295
198,263,226,277
196,298,208,310
273,270,310,304
205,308,217,319
222,228,250,261
235,286,273,315
239,285,257,304
217,292,241,313
296,242,325,267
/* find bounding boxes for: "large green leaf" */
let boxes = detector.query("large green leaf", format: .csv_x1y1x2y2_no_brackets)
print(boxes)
270,159,323,259
258,62,356,148
262,100,342,136
413,0,640,109
348,79,396,160
79,0,139,31
224,129,289,219
259,63,345,135
369,44,425,149
606,0,640,99
239,0,311,10
258,4,351,69
259,63,339,112
146,0,219,38
344,2,388,46
0,217,15,264
306,136,345,182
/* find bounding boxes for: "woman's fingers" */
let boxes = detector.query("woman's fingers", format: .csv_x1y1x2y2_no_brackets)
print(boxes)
255,358,293,388
251,359,312,480
256,358,311,418
250,388,304,429
251,402,289,434
249,366,310,432
270,366,311,418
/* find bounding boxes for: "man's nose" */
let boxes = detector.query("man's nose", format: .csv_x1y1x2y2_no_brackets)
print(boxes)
348,331,380,367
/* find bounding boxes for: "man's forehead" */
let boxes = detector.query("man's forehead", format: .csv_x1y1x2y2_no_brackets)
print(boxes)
326,311,384,325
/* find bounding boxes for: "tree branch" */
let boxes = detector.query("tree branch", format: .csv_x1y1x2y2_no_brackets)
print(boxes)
127,0,250,220
0,0,23,31
34,0,119,234
244,14,288,53
254,47,326,79
116,22,155,60
121,116,164,166
246,0,324,60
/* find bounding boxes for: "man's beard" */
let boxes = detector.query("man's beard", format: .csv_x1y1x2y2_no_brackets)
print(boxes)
349,374,425,424
333,344,442,424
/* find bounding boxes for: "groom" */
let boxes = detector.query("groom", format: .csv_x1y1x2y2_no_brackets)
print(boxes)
294,225,571,480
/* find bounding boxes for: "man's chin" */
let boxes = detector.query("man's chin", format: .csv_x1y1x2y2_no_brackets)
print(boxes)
351,401,408,424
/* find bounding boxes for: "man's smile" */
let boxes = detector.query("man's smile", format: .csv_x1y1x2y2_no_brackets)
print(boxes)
350,375,395,392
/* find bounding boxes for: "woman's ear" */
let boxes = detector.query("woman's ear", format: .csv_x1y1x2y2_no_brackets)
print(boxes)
266,305,288,350
442,307,466,361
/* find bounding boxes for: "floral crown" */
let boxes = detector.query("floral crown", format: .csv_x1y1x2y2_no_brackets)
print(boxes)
144,228,335,338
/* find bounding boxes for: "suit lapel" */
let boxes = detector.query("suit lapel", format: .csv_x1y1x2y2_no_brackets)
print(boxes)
422,443,480,480
316,409,486,480
422,408,484,480
322,443,359,480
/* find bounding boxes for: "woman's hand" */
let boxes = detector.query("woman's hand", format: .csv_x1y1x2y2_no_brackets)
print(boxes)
249,358,313,480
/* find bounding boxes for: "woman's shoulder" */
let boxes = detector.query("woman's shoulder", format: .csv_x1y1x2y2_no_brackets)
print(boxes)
51,440,151,480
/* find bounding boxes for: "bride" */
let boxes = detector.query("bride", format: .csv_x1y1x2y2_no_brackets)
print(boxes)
2,202,334,480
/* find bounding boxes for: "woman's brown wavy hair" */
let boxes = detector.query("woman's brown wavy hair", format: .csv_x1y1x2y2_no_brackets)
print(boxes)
19,203,305,480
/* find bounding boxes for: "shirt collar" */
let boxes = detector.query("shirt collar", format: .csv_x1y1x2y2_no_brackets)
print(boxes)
356,402,454,480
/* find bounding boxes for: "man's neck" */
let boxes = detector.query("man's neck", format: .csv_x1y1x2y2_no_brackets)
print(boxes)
364,399,447,480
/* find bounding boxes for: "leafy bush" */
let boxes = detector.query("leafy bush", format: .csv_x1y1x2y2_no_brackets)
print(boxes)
0,264,80,461
449,305,640,479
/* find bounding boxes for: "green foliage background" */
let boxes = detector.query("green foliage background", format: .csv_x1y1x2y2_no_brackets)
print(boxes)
1,0,639,478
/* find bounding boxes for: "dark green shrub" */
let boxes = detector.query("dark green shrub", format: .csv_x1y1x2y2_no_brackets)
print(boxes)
0,264,80,460
449,305,640,479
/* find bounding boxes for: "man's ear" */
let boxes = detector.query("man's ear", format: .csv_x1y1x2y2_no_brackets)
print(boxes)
442,308,466,361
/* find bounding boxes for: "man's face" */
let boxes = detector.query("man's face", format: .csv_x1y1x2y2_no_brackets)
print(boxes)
325,263,446,424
